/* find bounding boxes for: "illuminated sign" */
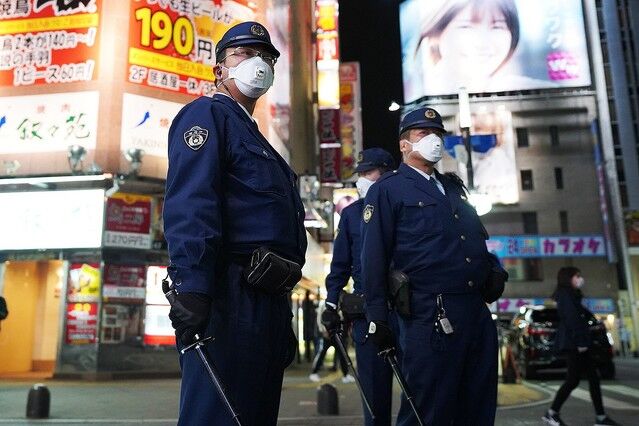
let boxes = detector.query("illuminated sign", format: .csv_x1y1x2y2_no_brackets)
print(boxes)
487,235,607,258
0,0,102,87
400,0,591,100
0,189,104,250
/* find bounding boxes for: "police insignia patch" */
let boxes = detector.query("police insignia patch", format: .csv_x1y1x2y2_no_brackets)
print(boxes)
183,126,209,151
363,204,374,223
425,109,436,119
250,24,265,37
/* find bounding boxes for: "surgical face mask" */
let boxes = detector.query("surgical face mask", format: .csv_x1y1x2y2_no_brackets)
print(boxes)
407,133,443,163
356,177,375,198
224,56,274,98
573,276,585,289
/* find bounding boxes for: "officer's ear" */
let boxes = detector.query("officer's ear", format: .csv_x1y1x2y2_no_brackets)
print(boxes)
213,64,223,79
399,139,411,153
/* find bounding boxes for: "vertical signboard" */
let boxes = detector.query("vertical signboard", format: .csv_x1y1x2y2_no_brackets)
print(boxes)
66,302,98,344
104,193,152,250
67,263,101,303
127,0,257,96
102,264,146,303
144,266,174,345
0,0,102,87
339,62,362,181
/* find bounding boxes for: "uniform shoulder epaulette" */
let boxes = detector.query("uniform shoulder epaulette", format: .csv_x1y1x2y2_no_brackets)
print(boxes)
443,172,467,192
378,169,400,182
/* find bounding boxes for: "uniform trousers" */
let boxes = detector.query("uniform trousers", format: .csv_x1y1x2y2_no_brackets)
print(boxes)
177,263,295,426
396,292,497,425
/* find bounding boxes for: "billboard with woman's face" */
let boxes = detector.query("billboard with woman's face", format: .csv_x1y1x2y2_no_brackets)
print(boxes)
400,0,591,101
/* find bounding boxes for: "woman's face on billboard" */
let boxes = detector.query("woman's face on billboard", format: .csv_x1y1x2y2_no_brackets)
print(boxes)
437,5,512,80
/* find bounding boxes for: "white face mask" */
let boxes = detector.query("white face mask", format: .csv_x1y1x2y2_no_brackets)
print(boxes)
356,177,375,198
225,56,274,98
573,276,585,289
407,133,443,163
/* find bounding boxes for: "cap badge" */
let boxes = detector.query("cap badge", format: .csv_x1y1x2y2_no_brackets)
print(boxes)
250,24,265,37
425,109,436,119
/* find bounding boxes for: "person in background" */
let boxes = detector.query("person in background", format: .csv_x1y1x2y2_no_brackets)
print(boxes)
543,267,621,426
309,300,354,383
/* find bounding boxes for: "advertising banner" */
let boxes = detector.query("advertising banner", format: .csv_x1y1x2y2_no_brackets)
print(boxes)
127,0,256,96
318,108,340,146
339,62,362,181
102,264,146,303
319,147,340,184
0,189,104,250
0,0,102,87
400,0,591,101
65,302,98,344
491,298,616,314
145,265,169,305
104,193,152,250
487,235,607,258
120,93,184,158
449,109,518,205
144,265,173,345
67,263,101,303
0,91,99,153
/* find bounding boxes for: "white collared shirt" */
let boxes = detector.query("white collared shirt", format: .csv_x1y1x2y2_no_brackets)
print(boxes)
217,92,255,122
408,165,446,195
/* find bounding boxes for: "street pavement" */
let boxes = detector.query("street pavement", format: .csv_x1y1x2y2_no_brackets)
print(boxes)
0,358,638,425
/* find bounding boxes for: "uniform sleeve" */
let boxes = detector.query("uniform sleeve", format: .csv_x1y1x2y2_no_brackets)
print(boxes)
325,211,353,306
361,184,395,323
556,290,590,348
163,101,224,297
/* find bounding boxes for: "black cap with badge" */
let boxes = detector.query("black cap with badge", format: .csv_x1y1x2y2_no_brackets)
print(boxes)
398,107,445,135
215,21,280,61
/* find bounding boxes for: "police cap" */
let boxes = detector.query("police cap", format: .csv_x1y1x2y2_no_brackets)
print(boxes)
215,21,280,61
399,107,445,135
355,148,395,173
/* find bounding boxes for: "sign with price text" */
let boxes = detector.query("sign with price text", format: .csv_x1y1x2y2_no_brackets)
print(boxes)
127,0,257,96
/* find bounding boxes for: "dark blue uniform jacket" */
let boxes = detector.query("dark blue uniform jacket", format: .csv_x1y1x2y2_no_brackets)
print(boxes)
164,94,307,296
325,199,363,306
361,163,496,323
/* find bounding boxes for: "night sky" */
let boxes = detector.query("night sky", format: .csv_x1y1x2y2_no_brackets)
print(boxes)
339,0,404,165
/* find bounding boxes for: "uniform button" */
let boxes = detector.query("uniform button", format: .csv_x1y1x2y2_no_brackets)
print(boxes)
418,201,424,207
468,281,474,287
465,257,471,263
454,214,460,219
262,149,268,157
460,235,466,241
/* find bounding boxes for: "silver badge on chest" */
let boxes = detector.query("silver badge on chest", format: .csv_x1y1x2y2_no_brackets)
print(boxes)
183,126,209,151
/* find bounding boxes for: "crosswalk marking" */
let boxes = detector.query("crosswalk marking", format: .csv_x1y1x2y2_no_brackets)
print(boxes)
545,385,639,410
601,384,639,401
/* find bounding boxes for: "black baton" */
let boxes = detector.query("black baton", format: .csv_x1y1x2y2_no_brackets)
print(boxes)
180,335,243,426
379,349,424,426
163,278,243,426
332,329,376,421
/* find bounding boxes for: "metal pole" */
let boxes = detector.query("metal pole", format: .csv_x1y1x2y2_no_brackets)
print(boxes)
462,127,474,190
332,330,376,420
584,0,639,354
379,349,424,426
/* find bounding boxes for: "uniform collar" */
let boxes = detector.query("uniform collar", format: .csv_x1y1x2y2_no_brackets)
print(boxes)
399,163,447,203
215,92,255,122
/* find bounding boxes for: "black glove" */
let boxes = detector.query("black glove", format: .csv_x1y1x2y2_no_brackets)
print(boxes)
167,292,211,345
367,320,395,353
321,305,341,334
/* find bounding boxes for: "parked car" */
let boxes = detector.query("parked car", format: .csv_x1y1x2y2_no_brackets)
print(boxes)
510,305,615,380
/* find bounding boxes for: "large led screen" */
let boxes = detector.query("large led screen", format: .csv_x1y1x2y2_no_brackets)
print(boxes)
400,0,592,101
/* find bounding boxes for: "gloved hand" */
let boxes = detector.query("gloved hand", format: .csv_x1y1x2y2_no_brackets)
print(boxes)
167,292,211,345
367,321,395,353
321,305,341,335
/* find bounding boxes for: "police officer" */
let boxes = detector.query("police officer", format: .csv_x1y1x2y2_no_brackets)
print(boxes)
163,22,307,426
321,148,396,425
361,107,507,425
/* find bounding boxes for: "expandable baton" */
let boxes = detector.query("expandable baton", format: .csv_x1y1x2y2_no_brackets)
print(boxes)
163,279,243,426
379,348,424,426
332,328,376,421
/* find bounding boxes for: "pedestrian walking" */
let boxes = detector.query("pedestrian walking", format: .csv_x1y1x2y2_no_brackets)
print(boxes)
321,148,397,425
361,107,508,425
163,21,307,426
543,267,621,426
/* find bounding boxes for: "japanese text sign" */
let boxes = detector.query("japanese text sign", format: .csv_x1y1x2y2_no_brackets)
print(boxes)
0,91,99,153
127,0,256,96
0,0,101,87
487,235,606,258
104,193,152,250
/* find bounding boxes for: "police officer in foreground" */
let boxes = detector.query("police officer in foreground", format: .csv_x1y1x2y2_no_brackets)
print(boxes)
321,148,396,425
163,22,307,426
361,107,508,425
